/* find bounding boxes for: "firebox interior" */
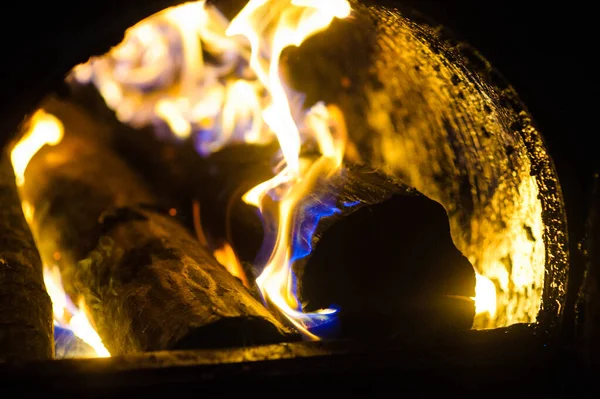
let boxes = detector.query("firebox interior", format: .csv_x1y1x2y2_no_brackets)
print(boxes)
0,0,568,366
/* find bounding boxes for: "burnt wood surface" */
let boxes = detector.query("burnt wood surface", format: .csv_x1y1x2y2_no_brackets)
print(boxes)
18,97,295,355
0,154,54,361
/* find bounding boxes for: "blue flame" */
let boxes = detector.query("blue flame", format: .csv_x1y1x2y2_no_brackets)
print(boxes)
264,188,362,338
54,325,96,359
290,196,341,264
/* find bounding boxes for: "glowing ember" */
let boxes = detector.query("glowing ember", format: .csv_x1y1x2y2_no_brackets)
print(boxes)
10,111,110,358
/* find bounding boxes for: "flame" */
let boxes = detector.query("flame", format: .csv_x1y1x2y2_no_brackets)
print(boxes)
227,0,350,338
71,0,352,339
474,273,497,317
11,110,63,187
43,266,110,357
70,0,272,154
10,111,110,358
213,242,250,288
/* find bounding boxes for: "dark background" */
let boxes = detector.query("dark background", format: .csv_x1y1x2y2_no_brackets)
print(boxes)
3,0,594,332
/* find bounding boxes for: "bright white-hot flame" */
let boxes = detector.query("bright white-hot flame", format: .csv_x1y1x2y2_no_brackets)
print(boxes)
70,0,273,152
226,0,350,174
10,112,110,358
11,110,63,187
474,272,497,317
43,266,110,357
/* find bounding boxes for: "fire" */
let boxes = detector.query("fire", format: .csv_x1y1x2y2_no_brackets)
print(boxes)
228,0,351,338
474,273,497,317
69,0,273,154
71,0,352,339
213,242,250,288
10,110,63,187
70,0,510,337
43,266,110,357
10,110,110,357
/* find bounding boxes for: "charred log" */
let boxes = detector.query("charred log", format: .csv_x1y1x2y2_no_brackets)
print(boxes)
18,97,295,355
0,154,54,360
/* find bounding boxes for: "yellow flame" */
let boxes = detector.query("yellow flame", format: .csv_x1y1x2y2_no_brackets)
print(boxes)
43,266,110,357
227,0,350,174
10,112,110,358
474,273,497,317
228,0,351,337
11,110,63,187
21,200,34,224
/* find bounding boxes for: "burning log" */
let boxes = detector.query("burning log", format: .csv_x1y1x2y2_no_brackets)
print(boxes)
67,123,475,339
0,153,53,360
18,97,295,355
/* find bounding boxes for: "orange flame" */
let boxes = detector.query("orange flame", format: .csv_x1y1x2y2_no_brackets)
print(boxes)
213,242,250,288
43,266,110,357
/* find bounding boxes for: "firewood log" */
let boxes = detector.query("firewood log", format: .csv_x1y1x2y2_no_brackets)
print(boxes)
18,96,295,355
0,153,53,360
